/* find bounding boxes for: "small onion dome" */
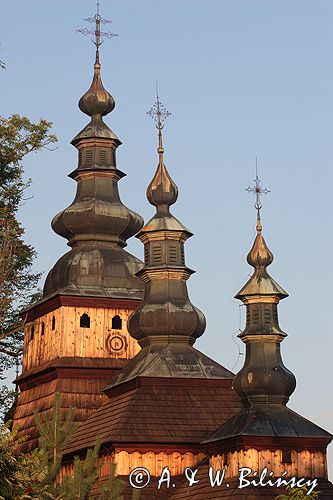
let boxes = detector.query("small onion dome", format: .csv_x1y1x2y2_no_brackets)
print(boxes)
147,153,178,209
79,57,115,117
247,232,274,269
236,223,288,300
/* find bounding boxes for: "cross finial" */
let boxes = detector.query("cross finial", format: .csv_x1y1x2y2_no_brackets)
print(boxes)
147,85,171,132
147,85,171,156
77,0,118,52
246,157,270,233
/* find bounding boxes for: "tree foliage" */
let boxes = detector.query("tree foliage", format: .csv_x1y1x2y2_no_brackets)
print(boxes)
0,422,49,500
0,395,140,499
0,384,17,425
0,114,57,402
61,439,102,500
34,393,77,485
275,484,321,499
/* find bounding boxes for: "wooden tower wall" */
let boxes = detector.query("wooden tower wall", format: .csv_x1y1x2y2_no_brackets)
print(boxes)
13,298,141,451
23,304,140,371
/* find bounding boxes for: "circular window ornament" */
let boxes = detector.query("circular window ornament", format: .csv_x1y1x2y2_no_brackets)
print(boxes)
106,334,127,353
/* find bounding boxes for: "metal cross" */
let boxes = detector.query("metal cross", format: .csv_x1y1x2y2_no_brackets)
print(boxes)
77,0,118,48
147,85,171,130
246,158,270,211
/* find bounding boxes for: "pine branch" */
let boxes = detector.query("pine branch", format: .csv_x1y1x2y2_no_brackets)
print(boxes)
0,316,27,342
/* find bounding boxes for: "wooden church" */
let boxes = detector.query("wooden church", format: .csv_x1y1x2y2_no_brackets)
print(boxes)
12,5,333,499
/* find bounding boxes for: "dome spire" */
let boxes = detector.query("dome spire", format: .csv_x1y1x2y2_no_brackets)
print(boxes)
233,172,295,406
127,90,205,347
77,0,118,56
104,91,233,389
245,157,270,234
237,165,286,298
146,85,178,211
43,2,144,300
74,1,119,141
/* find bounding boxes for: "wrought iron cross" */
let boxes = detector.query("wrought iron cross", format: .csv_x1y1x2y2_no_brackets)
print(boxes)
147,85,171,131
77,0,118,48
246,158,270,211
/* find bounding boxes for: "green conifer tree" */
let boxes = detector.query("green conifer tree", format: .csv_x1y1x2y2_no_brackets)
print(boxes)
33,393,77,485
0,114,57,420
2,394,140,499
61,439,101,500
275,484,320,499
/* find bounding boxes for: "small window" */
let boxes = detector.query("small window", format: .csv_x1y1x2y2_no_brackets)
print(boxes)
264,305,271,325
99,149,108,165
112,315,122,330
273,304,278,323
52,316,56,330
252,307,260,324
41,322,45,336
168,245,178,263
30,325,35,341
144,246,149,264
80,313,91,328
152,243,162,263
85,149,93,164
180,245,185,264
281,451,292,464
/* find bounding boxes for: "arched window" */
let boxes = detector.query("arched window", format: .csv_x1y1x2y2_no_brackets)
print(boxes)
30,325,35,341
112,315,122,330
80,313,90,328
41,322,45,336
52,316,56,330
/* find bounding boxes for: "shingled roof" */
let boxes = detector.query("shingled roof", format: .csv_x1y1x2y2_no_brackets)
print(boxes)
206,405,333,444
63,378,243,456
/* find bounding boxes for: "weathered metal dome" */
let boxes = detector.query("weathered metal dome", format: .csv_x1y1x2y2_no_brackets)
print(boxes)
42,46,144,301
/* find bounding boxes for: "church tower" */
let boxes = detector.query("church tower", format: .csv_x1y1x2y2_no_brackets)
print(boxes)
60,93,241,487
13,6,144,449
204,176,333,498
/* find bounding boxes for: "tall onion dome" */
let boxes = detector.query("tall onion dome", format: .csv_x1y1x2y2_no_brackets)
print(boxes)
232,200,296,405
43,34,144,301
207,175,331,455
107,92,232,387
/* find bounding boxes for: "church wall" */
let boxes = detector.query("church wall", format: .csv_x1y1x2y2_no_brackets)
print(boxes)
14,298,142,452
114,450,207,477
61,449,207,480
23,305,140,371
211,449,327,479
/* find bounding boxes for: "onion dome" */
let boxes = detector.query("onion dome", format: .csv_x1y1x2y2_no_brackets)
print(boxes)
247,226,273,269
233,178,295,406
147,131,178,209
72,50,120,145
79,52,115,117
141,123,190,235
235,211,287,300
127,94,205,347
105,93,233,389
42,18,144,301
206,175,333,446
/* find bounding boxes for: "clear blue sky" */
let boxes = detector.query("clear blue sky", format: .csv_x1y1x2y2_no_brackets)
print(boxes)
2,0,333,478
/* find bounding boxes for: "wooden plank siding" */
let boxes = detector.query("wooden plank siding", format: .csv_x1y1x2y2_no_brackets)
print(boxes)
211,449,327,479
14,302,141,452
23,305,140,371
